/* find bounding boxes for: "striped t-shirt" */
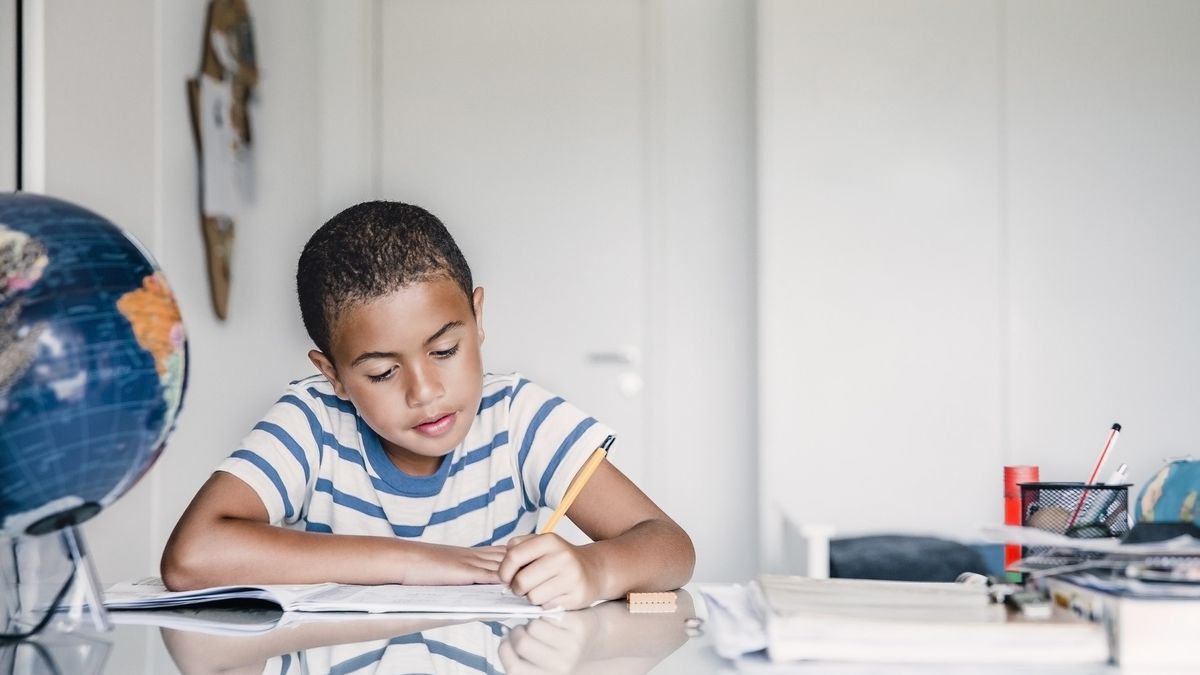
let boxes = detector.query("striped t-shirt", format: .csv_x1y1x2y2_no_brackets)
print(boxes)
216,372,615,547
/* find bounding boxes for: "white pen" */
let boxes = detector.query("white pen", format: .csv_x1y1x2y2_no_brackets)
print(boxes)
1078,463,1129,525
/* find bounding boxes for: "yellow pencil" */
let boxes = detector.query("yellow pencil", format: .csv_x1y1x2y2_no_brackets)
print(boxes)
540,435,615,534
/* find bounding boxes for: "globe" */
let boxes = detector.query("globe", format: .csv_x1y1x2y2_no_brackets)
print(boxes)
1136,459,1200,527
0,192,187,538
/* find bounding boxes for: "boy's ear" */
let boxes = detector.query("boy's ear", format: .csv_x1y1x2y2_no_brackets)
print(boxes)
472,286,485,343
308,349,349,399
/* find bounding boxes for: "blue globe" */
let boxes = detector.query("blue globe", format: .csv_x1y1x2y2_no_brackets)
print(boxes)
0,193,187,537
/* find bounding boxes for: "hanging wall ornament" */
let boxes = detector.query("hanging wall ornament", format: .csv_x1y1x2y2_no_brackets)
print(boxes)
187,0,258,320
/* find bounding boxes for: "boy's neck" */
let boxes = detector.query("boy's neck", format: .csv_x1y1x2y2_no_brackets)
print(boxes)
383,445,444,477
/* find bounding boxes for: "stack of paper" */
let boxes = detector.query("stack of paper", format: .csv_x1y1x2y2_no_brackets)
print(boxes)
701,575,1108,666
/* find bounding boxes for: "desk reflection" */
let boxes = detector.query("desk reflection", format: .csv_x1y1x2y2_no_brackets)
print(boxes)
160,591,695,675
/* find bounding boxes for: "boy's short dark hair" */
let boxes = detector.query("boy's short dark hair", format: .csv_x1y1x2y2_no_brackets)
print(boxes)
297,201,474,357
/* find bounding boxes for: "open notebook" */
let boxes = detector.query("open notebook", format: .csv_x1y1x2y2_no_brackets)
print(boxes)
103,577,551,615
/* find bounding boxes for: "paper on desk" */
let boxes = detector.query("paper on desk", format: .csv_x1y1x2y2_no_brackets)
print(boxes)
1066,572,1200,599
981,525,1200,555
697,584,768,659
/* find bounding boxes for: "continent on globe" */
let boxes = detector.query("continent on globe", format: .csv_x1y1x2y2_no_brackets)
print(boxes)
118,272,187,450
0,225,49,398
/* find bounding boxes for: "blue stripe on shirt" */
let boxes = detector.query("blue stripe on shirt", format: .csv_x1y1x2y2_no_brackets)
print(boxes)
427,478,514,527
314,478,515,538
307,387,356,415
253,421,311,485
513,377,531,397
517,397,564,510
316,478,388,520
279,394,325,462
537,417,598,508
231,449,294,520
449,432,508,477
476,386,511,413
475,509,529,547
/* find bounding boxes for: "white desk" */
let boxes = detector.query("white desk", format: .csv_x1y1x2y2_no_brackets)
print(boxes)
11,588,1172,674
8,590,720,674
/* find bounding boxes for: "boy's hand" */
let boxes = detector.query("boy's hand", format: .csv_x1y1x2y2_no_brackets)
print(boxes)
401,543,505,585
498,534,601,610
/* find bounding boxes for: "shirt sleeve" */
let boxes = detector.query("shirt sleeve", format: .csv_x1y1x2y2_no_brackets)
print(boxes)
215,390,324,526
506,377,617,514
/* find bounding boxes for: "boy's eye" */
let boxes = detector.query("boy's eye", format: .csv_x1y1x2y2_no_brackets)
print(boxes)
432,344,460,360
367,366,397,383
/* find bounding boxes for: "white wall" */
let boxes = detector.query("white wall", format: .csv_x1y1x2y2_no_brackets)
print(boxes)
758,0,1200,567
28,0,321,591
25,0,757,591
323,0,757,583
649,0,757,583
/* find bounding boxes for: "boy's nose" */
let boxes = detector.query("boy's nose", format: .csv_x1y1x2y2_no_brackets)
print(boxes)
405,363,443,407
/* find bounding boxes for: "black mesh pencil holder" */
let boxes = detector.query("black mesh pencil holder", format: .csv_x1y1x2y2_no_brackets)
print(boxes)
1019,481,1130,559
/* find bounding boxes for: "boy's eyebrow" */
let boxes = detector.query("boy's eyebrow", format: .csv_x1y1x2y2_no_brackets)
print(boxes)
424,321,464,346
348,321,465,367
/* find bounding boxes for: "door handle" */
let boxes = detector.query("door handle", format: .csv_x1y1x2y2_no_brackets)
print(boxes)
586,345,641,366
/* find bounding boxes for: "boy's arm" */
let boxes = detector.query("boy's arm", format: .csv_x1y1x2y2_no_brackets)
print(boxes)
497,460,695,609
160,471,503,591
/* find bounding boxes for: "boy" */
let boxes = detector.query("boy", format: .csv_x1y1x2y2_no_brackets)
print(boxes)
161,201,694,610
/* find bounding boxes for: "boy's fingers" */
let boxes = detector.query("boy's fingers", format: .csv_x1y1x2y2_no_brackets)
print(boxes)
510,555,565,598
506,534,534,549
498,535,557,583
525,575,573,608
474,567,501,584
476,548,506,563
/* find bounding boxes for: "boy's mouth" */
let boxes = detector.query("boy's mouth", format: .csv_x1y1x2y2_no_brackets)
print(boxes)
413,412,456,437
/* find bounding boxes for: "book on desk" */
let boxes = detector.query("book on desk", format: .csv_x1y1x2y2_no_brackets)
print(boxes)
702,575,1109,666
1045,573,1200,669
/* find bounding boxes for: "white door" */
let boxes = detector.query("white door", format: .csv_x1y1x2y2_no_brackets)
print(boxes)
376,1,648,540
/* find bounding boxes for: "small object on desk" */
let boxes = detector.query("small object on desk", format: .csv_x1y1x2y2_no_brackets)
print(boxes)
683,616,704,636
627,591,677,613
1005,587,1052,619
1068,422,1122,528
1005,465,1041,582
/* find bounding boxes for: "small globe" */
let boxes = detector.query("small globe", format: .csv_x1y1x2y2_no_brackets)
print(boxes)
1136,459,1200,527
0,193,187,537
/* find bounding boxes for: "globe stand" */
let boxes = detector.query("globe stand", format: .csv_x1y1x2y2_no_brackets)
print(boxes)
1,526,110,639
56,526,111,633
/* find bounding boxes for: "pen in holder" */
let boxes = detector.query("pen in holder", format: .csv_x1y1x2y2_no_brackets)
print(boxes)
1019,481,1130,559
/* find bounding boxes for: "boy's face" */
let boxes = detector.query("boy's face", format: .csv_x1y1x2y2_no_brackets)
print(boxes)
309,277,485,476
